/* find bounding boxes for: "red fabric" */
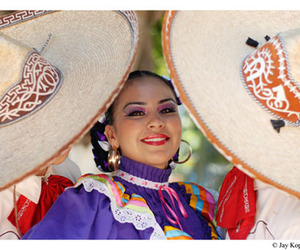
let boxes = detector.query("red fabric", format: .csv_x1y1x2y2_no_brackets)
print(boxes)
8,175,73,235
216,167,256,239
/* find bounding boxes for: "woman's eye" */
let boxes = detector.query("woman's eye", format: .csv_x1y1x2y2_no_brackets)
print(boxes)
124,105,146,117
127,110,145,116
159,103,177,114
160,107,176,114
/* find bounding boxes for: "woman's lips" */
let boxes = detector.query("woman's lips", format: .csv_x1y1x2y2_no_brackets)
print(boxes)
141,134,170,146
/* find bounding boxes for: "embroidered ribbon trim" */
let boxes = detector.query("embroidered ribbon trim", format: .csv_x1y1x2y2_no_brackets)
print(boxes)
114,170,169,190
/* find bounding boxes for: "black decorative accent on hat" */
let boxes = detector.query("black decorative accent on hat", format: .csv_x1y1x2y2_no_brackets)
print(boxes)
270,119,285,133
264,35,271,41
40,33,52,54
246,37,259,48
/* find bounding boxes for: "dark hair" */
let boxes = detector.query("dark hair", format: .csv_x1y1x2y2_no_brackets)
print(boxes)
105,70,180,125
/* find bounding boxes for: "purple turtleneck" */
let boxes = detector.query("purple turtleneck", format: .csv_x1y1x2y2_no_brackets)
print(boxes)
113,157,212,239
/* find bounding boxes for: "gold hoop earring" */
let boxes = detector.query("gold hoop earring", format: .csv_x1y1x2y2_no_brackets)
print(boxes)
108,147,121,171
172,139,192,164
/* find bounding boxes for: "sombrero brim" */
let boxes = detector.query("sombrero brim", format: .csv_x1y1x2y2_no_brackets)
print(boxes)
163,10,300,198
0,10,139,190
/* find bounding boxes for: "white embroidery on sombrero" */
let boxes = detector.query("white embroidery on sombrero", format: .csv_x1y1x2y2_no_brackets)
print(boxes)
241,35,300,127
0,50,62,125
0,11,49,29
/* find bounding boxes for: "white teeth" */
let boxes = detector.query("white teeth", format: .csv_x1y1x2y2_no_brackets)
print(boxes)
143,138,166,142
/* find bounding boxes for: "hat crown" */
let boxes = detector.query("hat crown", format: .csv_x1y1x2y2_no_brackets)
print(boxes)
0,34,31,95
0,34,62,126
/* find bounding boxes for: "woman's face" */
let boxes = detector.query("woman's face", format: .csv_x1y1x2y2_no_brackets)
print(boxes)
105,76,182,169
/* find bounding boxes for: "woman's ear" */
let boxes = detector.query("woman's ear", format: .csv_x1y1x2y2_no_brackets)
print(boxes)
105,125,119,149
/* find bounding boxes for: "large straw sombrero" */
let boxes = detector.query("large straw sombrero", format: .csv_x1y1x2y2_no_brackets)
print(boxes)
163,11,300,199
0,10,139,190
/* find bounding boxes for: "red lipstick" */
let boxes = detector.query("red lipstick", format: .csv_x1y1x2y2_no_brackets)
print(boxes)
141,134,169,146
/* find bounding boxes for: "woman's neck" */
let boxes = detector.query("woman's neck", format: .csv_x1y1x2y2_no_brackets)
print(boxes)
116,156,172,184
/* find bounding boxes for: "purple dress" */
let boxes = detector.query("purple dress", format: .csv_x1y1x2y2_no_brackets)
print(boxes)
23,157,221,239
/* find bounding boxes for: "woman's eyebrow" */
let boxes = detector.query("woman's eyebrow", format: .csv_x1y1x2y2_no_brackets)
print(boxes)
158,98,176,104
123,102,146,110
123,98,176,110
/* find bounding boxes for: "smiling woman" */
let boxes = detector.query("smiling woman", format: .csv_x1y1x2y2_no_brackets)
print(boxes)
105,72,182,170
22,71,223,240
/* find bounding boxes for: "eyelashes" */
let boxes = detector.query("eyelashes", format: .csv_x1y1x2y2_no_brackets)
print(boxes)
124,106,146,117
157,103,177,114
124,102,177,117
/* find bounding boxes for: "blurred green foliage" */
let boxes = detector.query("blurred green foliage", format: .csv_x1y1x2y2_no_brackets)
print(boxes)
151,14,232,191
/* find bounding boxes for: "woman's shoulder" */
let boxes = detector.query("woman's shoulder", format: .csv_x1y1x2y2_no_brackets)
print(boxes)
73,173,153,216
171,181,225,239
171,181,218,221
74,173,126,200
70,173,165,239
172,181,218,203
75,173,115,183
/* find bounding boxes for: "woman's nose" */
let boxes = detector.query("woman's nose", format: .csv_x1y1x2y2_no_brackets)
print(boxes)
147,113,165,129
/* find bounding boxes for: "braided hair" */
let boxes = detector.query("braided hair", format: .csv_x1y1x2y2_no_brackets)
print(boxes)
90,70,181,172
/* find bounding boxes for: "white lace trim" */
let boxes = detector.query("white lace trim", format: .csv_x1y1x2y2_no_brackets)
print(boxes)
114,170,169,190
75,177,166,240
